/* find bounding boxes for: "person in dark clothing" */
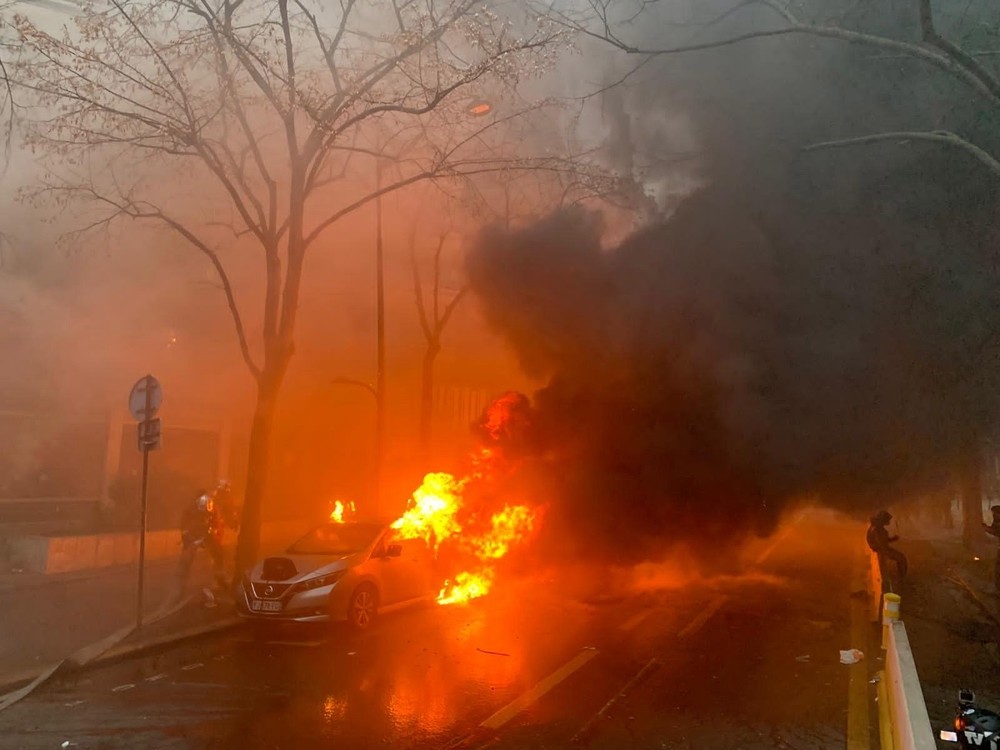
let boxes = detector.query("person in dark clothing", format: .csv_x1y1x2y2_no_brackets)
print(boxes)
982,505,1000,593
175,481,234,606
867,509,908,579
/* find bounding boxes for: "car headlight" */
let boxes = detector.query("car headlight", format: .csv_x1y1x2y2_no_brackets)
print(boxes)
294,570,347,592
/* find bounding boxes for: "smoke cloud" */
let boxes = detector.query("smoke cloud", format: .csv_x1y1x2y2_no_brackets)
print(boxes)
465,0,1000,561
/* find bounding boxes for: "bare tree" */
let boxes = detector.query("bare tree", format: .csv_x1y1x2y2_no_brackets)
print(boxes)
404,104,632,458
12,0,569,570
410,222,467,457
553,0,1000,176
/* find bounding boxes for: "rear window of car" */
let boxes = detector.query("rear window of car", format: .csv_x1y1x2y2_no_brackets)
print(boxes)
288,522,383,555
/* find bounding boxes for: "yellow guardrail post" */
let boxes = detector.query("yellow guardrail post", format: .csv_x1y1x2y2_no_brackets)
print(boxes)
882,592,901,649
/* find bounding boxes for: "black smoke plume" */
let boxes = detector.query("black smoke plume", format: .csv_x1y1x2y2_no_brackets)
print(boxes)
468,184,1000,560
465,0,1000,560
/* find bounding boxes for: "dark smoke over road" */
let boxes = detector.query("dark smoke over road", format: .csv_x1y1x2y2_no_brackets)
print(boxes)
467,130,1000,561
463,0,1000,561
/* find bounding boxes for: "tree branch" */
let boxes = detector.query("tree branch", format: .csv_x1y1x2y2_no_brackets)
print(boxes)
801,130,1000,178
917,0,1000,102
561,1,1000,106
61,187,264,381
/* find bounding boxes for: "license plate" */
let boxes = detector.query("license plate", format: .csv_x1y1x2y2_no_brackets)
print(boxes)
251,599,283,613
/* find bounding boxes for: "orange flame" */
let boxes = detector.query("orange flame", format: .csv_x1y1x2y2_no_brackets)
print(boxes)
391,472,464,551
481,393,523,441
388,395,539,607
388,481,536,606
329,500,356,524
472,505,534,560
438,570,494,605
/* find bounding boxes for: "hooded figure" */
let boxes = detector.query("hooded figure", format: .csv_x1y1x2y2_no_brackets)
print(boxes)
867,509,908,580
982,505,1000,592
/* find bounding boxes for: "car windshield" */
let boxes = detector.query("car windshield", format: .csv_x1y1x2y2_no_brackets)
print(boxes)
287,522,383,556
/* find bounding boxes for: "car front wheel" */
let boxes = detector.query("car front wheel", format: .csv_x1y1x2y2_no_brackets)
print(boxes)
348,584,378,630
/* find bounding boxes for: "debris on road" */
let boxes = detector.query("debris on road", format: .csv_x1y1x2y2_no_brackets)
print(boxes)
476,648,511,657
795,655,811,662
839,649,864,664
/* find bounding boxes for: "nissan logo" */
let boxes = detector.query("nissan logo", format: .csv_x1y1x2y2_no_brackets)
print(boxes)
264,585,274,596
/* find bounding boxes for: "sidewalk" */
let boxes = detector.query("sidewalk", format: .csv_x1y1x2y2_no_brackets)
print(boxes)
0,551,236,687
896,531,1000,741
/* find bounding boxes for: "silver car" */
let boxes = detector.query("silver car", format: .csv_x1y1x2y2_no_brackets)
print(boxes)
236,521,435,629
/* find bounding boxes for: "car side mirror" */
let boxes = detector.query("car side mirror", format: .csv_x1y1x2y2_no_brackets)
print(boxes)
386,543,403,557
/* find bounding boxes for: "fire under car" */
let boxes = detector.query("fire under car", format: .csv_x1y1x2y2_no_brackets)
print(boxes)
235,520,436,629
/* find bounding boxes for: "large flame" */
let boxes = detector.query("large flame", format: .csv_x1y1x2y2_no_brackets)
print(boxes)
389,475,535,606
391,472,464,551
472,505,534,561
383,393,540,606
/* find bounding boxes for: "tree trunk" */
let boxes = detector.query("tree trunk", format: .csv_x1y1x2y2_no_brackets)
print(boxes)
418,340,440,458
235,373,282,575
960,439,984,549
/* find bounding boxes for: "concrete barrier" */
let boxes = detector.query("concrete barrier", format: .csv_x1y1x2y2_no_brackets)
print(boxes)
869,553,937,750
884,621,937,750
8,531,180,573
6,520,311,574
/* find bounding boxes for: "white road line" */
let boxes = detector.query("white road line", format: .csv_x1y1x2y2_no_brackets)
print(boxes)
145,674,167,682
571,657,661,742
677,595,728,638
621,611,649,631
479,648,600,730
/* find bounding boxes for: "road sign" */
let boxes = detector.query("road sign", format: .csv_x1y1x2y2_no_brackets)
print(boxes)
128,374,162,630
137,417,162,451
129,374,162,421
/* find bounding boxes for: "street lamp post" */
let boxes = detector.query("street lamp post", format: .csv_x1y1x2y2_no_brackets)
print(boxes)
330,376,379,511
374,158,386,517
359,101,492,515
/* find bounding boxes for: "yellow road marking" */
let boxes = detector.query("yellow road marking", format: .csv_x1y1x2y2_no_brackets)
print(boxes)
621,611,649,631
678,595,728,637
755,524,794,564
847,556,872,750
479,648,599,730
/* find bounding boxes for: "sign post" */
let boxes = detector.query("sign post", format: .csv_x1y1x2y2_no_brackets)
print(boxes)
129,374,162,628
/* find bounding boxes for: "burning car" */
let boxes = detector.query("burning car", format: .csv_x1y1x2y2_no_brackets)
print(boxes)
236,520,435,629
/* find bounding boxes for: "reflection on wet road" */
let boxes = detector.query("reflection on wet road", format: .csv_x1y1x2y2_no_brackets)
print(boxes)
0,509,866,750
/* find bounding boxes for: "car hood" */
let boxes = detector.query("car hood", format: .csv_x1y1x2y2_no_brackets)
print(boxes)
249,551,363,583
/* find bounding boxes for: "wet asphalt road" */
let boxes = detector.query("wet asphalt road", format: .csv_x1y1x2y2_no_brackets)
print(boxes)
0,510,869,750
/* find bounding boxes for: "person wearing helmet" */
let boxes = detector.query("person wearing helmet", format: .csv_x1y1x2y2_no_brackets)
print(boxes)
982,506,1000,592
866,509,908,580
175,483,232,607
